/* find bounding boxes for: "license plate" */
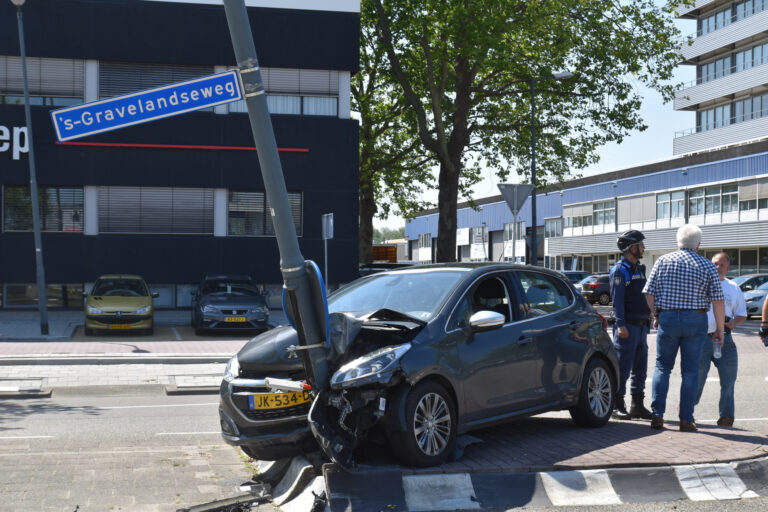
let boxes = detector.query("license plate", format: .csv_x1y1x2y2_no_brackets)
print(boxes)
225,316,246,323
107,324,131,330
249,391,311,410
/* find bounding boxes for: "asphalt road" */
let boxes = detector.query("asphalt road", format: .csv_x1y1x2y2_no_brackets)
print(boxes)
0,386,276,512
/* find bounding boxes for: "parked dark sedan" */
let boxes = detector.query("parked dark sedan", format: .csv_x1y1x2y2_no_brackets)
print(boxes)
579,274,612,305
191,275,269,335
219,263,617,468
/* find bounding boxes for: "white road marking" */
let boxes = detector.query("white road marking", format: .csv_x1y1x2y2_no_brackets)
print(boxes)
172,327,182,340
0,386,20,392
100,402,217,410
156,432,220,436
675,463,750,501
540,469,621,506
0,435,54,439
402,473,480,511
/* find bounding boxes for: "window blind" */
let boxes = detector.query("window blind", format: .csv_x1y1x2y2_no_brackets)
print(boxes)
99,62,214,97
98,186,214,234
0,56,84,97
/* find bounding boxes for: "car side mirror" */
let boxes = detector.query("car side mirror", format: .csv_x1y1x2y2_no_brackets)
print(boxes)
152,292,160,298
469,310,505,332
743,285,753,291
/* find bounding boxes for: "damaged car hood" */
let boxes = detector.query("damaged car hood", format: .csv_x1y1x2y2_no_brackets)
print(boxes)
237,325,305,373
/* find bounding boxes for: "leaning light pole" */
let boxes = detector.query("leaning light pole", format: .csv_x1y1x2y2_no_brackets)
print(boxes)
222,0,328,389
12,0,49,335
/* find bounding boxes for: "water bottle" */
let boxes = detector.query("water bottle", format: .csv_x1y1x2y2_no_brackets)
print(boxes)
712,338,722,359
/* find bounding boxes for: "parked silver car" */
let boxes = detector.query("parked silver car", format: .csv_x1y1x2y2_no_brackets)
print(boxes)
745,281,768,319
191,275,269,335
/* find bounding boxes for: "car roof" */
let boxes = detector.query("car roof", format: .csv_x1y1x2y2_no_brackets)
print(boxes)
379,262,570,281
95,274,146,280
203,274,253,281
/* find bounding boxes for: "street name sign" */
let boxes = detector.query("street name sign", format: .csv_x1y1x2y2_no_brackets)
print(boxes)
50,70,243,142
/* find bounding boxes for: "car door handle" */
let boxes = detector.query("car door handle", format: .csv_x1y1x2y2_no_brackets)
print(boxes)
517,336,532,346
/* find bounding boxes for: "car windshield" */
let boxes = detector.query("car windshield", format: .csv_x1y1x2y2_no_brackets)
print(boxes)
203,280,261,297
731,275,751,285
328,269,468,321
757,282,768,291
92,279,148,297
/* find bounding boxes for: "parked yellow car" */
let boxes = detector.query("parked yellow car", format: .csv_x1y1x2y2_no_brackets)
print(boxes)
84,275,158,335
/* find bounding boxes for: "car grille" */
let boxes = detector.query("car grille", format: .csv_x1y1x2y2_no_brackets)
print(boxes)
221,309,250,315
231,374,309,421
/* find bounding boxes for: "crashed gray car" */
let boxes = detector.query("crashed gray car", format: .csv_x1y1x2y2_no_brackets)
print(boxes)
219,263,618,468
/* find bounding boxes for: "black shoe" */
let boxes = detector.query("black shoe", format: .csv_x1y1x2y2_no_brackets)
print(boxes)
630,394,653,420
612,396,631,420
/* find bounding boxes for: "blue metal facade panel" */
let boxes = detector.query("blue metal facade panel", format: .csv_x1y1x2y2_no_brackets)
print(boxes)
407,151,768,239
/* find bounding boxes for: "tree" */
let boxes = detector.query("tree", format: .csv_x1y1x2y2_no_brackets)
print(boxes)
355,0,434,264
372,0,686,262
373,226,406,243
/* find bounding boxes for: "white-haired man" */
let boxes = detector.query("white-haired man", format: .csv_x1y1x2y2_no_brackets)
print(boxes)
643,224,725,432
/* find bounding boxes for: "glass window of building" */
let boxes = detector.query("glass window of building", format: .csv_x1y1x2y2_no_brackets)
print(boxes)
741,249,758,275
3,186,84,232
671,191,685,217
705,186,721,214
722,184,738,212
656,192,671,219
593,201,614,225
470,225,488,244
689,188,705,216
760,247,768,272
418,233,431,248
228,191,302,236
544,219,562,238
0,56,84,106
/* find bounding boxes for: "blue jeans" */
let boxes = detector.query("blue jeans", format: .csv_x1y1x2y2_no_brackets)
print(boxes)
651,309,708,422
696,332,738,419
612,323,648,397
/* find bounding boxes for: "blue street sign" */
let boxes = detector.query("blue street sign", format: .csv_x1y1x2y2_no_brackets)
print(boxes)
50,70,243,142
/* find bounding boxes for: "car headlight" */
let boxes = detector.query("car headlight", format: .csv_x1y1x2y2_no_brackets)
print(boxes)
136,305,152,314
224,355,239,382
330,343,411,389
202,305,217,314
86,305,104,314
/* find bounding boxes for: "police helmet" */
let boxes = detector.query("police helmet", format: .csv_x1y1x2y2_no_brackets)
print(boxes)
617,230,645,252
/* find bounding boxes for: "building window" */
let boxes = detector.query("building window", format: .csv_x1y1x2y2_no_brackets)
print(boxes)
656,192,671,219
689,188,705,216
470,225,488,244
698,104,731,132
593,201,615,226
99,61,215,98
0,56,84,105
98,187,214,234
740,198,757,211
705,186,721,214
418,233,431,249
544,219,562,238
722,184,738,212
698,6,731,36
3,283,84,308
228,191,303,236
3,186,84,233
698,55,731,84
303,96,338,116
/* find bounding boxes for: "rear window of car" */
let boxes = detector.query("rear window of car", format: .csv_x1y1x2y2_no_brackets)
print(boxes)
597,275,609,283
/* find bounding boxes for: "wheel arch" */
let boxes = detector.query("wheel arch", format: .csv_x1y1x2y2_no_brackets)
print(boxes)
386,372,459,433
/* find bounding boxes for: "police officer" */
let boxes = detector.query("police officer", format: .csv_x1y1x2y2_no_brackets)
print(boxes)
610,230,653,420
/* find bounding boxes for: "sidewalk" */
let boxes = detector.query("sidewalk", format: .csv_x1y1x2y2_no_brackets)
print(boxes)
1,310,767,488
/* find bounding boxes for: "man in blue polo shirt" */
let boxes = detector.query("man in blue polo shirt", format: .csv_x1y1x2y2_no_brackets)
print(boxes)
610,230,653,420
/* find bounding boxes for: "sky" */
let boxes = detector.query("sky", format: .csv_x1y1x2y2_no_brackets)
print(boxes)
374,11,697,232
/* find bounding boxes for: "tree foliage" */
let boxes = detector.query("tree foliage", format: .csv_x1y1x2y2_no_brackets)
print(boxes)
354,0,435,264
373,226,406,243
371,0,687,262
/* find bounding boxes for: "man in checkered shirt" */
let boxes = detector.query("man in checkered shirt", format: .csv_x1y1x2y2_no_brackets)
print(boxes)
643,224,725,432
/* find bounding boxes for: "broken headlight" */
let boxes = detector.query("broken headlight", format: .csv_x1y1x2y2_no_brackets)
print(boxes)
330,343,411,389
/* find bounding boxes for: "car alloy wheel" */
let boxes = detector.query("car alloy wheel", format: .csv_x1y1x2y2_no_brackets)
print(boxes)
598,293,611,306
413,391,452,457
570,357,614,427
587,366,612,418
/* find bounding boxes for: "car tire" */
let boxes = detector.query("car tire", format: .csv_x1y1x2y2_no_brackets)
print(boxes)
598,293,611,306
570,357,614,428
388,381,457,467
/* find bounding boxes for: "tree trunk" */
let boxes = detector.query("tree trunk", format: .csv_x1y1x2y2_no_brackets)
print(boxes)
435,159,459,262
358,177,376,264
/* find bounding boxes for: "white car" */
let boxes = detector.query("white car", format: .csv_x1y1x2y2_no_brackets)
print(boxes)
745,281,768,319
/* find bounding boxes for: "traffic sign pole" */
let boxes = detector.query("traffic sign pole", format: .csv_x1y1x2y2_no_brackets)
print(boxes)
222,0,328,389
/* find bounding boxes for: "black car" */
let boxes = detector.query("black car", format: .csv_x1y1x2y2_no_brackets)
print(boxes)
191,275,270,335
580,274,612,305
561,270,591,284
218,263,617,468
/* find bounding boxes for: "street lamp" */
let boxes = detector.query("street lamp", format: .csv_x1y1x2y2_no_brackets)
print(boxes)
11,0,49,335
529,71,574,267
